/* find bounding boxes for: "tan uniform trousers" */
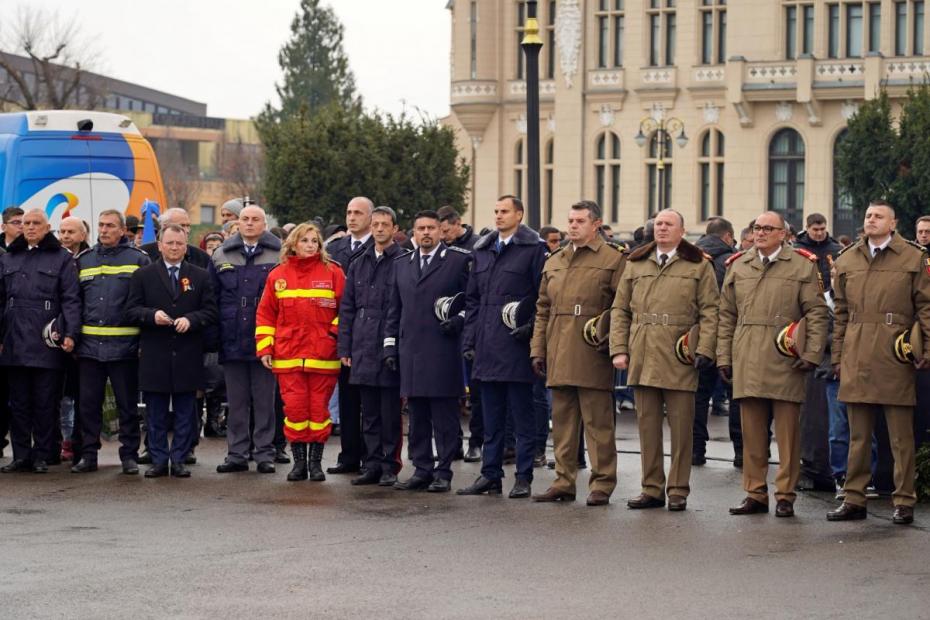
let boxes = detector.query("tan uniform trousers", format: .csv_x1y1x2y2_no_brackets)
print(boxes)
741,398,800,504
845,403,916,507
550,387,617,496
633,387,694,499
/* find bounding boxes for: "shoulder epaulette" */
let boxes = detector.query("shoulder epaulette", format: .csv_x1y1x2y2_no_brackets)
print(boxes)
794,248,818,262
446,245,471,254
75,247,93,260
724,251,745,267
394,249,413,261
837,241,861,256
546,246,564,259
905,239,927,252
606,241,625,252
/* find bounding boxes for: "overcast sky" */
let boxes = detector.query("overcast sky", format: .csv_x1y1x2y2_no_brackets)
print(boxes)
0,0,452,120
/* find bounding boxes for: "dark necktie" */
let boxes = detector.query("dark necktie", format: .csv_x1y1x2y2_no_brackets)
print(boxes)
495,239,503,254
873,247,882,258
659,253,668,268
421,255,430,271
169,266,179,294
352,240,360,253
762,257,770,266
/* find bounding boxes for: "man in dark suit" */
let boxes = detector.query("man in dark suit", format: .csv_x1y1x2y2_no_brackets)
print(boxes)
384,210,471,493
125,224,217,478
140,207,210,269
325,196,374,474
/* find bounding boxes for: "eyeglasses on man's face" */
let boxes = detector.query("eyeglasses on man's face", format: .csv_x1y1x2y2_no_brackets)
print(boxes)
752,225,784,234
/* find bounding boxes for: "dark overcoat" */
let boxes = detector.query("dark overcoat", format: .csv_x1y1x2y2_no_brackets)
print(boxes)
124,260,218,393
338,243,403,387
463,224,547,383
383,243,471,398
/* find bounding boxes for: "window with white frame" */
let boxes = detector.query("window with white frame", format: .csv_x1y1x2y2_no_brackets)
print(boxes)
784,1,814,59
514,139,526,200
594,132,621,223
595,0,625,69
698,130,725,221
700,0,727,65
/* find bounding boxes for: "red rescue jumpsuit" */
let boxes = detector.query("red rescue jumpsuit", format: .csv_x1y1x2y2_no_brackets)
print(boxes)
255,254,345,443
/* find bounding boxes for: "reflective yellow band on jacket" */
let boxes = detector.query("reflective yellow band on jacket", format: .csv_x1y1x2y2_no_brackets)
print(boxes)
275,288,335,300
271,358,341,370
331,317,339,326
79,265,140,278
81,325,141,336
283,417,332,432
255,326,276,336
256,337,274,350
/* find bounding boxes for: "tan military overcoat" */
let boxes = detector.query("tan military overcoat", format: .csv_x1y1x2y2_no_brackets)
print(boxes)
716,245,829,402
530,236,625,391
832,234,930,406
609,239,719,392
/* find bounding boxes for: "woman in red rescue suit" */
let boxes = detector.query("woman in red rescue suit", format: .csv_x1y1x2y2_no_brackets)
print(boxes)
255,223,345,481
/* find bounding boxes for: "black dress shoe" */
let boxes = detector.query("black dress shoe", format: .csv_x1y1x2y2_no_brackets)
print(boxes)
427,478,451,493
892,505,914,525
351,469,382,486
378,472,398,487
70,458,98,473
463,446,482,462
144,464,169,478
326,462,359,475
729,497,769,515
121,459,140,475
668,495,688,511
274,447,291,464
32,460,48,474
137,451,152,465
627,493,665,509
1,459,31,473
257,461,276,474
827,502,867,521
394,475,432,491
509,479,531,499
532,487,576,502
216,460,249,473
692,454,707,466
456,475,503,495
170,463,191,478
184,451,197,465
775,500,795,518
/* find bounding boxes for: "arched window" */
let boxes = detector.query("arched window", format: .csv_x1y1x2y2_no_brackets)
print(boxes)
768,128,805,230
544,139,555,225
594,131,621,223
514,139,526,200
698,129,725,221
832,128,855,239
646,131,672,217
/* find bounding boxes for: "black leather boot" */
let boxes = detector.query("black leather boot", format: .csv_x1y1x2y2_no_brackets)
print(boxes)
308,442,325,482
287,443,308,481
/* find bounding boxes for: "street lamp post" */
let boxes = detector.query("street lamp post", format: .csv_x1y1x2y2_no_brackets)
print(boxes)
521,0,543,229
634,108,689,214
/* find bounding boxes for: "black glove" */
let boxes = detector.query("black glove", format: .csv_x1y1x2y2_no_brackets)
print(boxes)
718,365,733,384
813,366,831,380
439,315,465,336
693,354,714,370
463,349,476,362
384,356,398,372
792,358,816,372
510,323,533,342
531,357,547,378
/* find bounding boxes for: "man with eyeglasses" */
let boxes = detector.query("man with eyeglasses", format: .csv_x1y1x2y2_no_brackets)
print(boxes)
718,211,829,518
827,200,930,525
1,206,24,250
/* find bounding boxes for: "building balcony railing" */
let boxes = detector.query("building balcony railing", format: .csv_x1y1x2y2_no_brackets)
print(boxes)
450,80,498,105
587,69,625,91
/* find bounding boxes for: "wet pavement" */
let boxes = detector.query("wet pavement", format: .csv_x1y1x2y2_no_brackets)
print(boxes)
1,412,928,619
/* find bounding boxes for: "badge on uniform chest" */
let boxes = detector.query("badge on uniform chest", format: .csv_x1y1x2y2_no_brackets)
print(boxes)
181,277,193,292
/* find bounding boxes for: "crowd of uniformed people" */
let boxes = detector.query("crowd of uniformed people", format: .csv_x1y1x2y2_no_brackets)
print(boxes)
0,193,927,525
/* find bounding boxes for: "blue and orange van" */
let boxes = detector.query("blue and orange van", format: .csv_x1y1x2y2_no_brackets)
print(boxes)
0,110,165,242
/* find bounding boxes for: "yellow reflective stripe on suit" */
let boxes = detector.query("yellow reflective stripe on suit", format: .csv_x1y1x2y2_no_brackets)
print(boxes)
81,325,141,336
256,336,274,350
275,288,335,300
255,326,276,336
78,265,140,278
283,417,332,431
271,358,341,370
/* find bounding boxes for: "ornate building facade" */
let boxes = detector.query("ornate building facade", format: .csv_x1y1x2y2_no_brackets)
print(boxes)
445,0,930,238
